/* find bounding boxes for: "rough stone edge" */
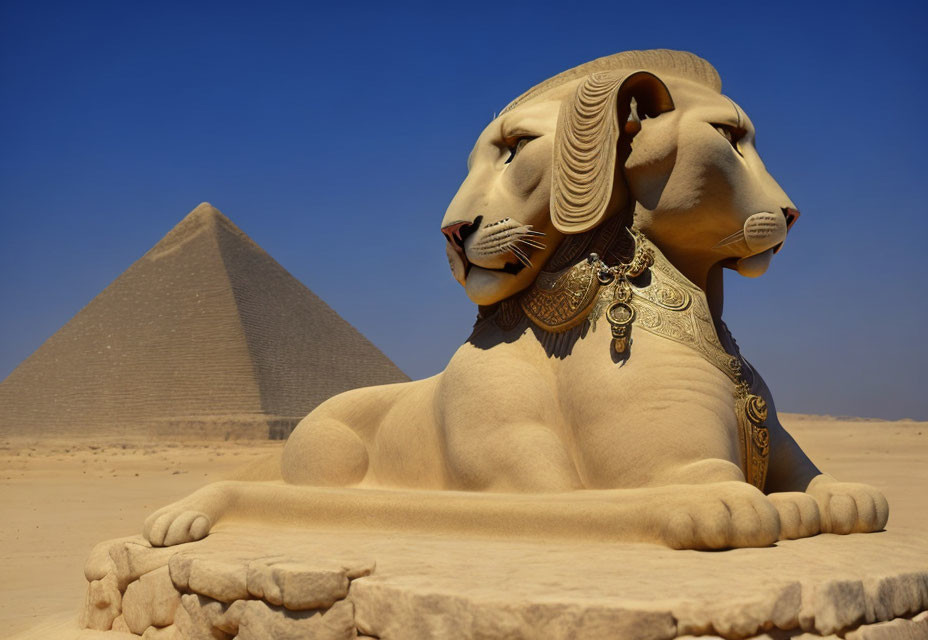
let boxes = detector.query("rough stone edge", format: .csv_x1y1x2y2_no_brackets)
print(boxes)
79,537,928,640
79,537,372,638
348,570,928,640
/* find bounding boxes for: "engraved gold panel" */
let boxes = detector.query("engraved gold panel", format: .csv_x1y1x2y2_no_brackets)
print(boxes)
520,260,601,333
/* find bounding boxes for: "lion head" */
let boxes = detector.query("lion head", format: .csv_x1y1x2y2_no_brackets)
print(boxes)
441,49,799,306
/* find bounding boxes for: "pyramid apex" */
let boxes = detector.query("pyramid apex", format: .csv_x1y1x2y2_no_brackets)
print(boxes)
185,202,228,228
147,202,254,259
193,201,218,212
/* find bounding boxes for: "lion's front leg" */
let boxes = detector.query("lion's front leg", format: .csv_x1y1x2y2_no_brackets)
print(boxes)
739,364,887,538
756,419,824,539
144,480,238,546
143,479,781,550
763,409,888,537
805,474,889,534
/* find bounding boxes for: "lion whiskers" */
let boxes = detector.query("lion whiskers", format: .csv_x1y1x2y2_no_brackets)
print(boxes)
468,219,546,268
714,228,748,252
714,212,788,256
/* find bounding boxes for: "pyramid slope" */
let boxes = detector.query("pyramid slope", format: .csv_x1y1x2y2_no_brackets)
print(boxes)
213,214,409,417
0,203,409,438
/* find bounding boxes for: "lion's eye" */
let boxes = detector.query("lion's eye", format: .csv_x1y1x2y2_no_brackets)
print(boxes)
712,124,745,155
505,137,535,164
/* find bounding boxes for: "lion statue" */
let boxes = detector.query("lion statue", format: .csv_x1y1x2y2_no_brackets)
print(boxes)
144,49,888,550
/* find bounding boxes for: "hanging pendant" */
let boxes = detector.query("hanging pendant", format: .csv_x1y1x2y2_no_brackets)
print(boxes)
606,300,635,353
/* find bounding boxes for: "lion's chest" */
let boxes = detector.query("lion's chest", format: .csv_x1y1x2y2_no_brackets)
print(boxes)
437,321,743,489
555,326,742,487
437,328,563,430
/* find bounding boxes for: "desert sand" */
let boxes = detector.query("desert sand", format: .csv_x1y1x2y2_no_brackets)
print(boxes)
1,413,925,638
0,437,281,636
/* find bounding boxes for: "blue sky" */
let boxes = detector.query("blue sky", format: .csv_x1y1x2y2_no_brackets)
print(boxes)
1,0,926,420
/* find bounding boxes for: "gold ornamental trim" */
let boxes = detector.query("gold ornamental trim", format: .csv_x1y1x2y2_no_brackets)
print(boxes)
621,236,770,490
520,259,602,333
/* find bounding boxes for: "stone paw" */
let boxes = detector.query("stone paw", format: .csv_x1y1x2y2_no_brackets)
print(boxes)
144,506,211,547
661,481,780,550
807,475,889,535
768,491,821,540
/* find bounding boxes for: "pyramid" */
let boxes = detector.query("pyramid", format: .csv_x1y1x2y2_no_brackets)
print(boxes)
0,203,409,439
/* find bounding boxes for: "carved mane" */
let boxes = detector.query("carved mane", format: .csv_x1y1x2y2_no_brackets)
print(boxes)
500,49,721,115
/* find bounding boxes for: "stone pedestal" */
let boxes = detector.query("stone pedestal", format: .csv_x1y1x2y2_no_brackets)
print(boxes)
77,525,928,639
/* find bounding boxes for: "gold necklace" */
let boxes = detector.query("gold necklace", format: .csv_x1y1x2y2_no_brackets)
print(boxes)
515,229,770,490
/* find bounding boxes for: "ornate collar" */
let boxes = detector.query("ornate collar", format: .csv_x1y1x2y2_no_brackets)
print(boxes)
510,229,733,378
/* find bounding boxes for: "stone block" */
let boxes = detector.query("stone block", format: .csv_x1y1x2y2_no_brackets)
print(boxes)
188,557,250,603
111,614,131,634
846,610,928,640
122,565,181,634
800,579,867,634
80,572,121,631
111,540,180,591
862,572,928,623
141,624,182,639
170,554,249,603
237,599,356,640
79,522,928,640
84,537,130,582
676,581,802,637
246,560,350,610
175,592,246,639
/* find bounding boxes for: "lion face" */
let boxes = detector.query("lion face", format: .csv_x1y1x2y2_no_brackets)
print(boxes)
441,99,567,306
626,78,799,281
442,63,799,305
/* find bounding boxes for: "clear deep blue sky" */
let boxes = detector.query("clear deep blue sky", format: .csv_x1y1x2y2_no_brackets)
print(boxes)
1,0,926,420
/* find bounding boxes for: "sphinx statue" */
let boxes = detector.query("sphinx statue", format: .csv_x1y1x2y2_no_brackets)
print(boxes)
143,49,888,551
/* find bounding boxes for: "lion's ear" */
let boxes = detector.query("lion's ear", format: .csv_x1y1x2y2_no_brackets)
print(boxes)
551,71,674,234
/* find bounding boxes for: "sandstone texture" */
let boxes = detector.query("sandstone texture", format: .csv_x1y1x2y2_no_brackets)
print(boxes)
0,203,408,440
67,524,928,640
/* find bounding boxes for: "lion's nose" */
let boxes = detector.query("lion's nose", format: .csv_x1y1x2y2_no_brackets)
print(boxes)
441,216,482,248
442,221,470,247
442,217,481,272
783,207,800,231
